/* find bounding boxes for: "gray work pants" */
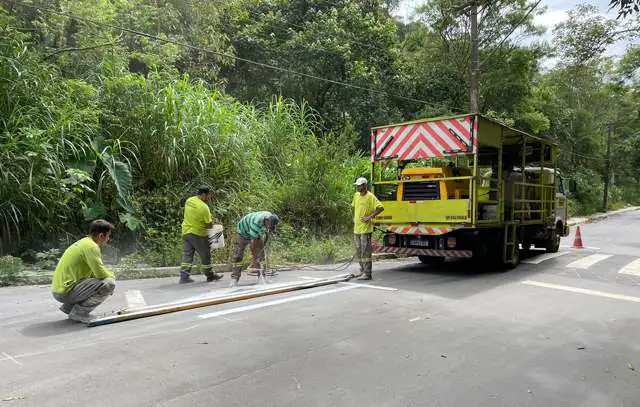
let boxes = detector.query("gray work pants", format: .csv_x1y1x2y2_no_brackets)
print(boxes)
230,235,264,281
180,233,213,278
354,233,372,277
53,278,116,314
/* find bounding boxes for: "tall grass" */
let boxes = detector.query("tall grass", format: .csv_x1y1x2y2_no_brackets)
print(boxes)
1,8,363,258
0,10,97,253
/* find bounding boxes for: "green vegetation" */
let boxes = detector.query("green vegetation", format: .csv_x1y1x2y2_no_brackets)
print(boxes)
1,1,639,283
0,256,24,286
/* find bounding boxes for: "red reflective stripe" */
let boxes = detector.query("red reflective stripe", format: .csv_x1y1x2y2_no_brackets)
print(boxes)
400,133,439,160
434,121,467,151
387,125,418,158
370,131,375,160
422,123,453,152
381,125,409,157
447,119,472,144
376,127,394,151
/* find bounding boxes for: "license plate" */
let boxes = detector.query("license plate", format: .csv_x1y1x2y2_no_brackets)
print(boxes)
410,239,429,247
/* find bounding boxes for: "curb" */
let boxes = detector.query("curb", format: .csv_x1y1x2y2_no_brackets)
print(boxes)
567,206,640,227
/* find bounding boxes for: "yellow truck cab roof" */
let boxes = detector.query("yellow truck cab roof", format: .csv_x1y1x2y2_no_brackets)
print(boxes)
401,168,446,176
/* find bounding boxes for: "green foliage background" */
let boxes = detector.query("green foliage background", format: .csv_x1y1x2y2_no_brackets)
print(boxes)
1,0,639,267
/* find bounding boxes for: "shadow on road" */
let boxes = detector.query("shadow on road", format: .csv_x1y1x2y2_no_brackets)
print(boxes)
376,252,547,300
21,319,85,338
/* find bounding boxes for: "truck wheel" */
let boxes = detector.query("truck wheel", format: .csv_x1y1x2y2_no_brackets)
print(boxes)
418,255,446,267
545,228,561,253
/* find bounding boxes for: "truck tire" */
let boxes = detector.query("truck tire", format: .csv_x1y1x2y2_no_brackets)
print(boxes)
545,227,561,253
418,255,446,267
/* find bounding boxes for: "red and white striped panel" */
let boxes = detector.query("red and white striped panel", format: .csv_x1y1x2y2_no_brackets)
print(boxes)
384,225,457,235
372,242,472,258
372,116,477,162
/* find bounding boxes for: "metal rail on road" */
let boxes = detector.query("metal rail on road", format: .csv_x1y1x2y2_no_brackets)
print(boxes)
88,274,353,327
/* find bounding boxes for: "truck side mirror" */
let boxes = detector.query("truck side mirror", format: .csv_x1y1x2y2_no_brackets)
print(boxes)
568,180,577,195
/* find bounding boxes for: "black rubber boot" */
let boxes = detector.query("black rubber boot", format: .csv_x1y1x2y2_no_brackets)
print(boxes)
206,272,223,282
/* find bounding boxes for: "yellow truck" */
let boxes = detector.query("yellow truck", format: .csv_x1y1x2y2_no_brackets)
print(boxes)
371,113,570,267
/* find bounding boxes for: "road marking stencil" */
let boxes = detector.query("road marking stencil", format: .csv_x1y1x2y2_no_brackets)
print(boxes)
618,258,640,277
565,254,612,269
522,251,569,264
522,280,640,303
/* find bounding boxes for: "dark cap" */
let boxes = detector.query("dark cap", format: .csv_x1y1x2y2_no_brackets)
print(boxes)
197,186,211,195
267,214,279,233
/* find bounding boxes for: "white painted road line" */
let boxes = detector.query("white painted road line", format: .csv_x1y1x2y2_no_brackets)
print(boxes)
341,282,399,291
522,251,569,264
560,245,601,250
125,290,147,309
619,258,640,277
565,254,612,269
522,280,640,303
1,352,22,366
198,285,359,320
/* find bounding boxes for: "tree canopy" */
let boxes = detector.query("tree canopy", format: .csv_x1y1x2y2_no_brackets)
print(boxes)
1,0,639,260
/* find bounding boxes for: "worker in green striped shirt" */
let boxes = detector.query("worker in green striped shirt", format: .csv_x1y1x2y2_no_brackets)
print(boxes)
229,211,279,287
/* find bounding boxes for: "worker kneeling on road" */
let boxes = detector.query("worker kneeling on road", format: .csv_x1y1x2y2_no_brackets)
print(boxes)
229,211,279,287
352,177,384,280
51,220,117,323
180,186,224,284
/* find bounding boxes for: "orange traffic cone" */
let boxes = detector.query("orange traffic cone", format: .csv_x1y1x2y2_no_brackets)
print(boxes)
572,226,584,249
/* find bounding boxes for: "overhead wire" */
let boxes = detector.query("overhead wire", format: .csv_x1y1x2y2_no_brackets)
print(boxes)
11,0,445,108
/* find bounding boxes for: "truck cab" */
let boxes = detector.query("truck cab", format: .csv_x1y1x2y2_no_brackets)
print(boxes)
370,114,570,268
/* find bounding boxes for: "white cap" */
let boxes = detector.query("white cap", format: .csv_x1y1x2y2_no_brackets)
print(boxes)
354,177,368,186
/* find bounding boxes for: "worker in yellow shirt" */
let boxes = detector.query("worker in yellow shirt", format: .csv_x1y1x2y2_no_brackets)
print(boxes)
180,186,223,284
51,220,117,323
352,177,384,280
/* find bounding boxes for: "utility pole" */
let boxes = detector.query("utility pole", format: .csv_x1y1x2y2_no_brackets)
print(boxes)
603,121,613,212
469,1,479,113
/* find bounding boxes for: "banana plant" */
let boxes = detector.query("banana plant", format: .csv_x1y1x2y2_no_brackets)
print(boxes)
71,137,138,228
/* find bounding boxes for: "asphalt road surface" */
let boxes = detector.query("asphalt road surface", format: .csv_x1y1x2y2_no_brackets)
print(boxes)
2,210,640,406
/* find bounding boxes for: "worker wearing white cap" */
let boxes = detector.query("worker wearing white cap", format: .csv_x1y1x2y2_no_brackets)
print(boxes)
352,177,384,280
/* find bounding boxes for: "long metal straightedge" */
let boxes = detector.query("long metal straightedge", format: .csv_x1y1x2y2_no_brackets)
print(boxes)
88,274,353,327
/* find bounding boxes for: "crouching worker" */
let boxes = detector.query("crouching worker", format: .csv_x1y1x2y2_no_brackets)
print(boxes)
229,211,279,287
51,220,117,323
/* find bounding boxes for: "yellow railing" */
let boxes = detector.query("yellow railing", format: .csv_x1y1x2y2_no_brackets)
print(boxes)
512,183,555,222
